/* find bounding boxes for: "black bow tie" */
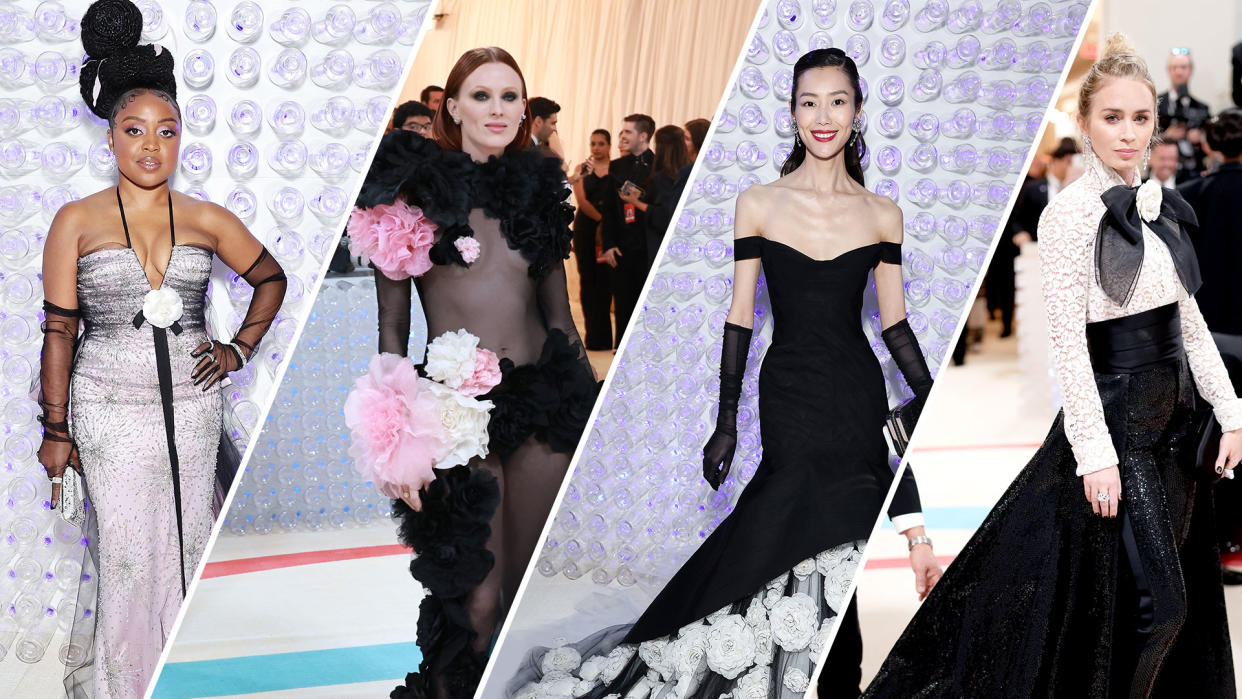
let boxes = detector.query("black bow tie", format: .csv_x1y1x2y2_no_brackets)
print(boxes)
1096,184,1201,306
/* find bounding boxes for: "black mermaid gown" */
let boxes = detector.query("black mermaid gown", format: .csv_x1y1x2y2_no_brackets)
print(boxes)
509,237,904,698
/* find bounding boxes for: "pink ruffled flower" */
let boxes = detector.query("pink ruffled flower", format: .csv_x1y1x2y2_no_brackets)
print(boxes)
346,200,436,280
458,348,502,397
343,353,447,495
455,236,481,263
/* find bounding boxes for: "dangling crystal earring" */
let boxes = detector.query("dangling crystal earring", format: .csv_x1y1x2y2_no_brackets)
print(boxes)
1081,133,1099,171
452,116,461,125
1141,142,1152,177
794,130,801,147
520,113,526,123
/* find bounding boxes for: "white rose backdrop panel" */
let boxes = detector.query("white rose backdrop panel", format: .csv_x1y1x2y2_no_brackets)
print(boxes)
0,0,428,672
532,0,1089,596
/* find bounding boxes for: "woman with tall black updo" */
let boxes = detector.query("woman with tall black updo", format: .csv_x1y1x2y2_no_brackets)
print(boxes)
34,1,286,695
506,47,936,699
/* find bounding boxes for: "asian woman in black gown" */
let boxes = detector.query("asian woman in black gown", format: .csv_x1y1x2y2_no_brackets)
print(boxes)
509,48,934,699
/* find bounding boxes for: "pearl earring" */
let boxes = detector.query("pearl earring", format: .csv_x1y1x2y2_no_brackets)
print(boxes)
452,116,461,125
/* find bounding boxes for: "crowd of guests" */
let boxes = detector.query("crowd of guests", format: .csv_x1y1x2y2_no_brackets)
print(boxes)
389,84,710,352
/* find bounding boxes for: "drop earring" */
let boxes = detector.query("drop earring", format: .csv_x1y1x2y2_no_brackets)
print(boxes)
794,130,801,147
1141,142,1152,177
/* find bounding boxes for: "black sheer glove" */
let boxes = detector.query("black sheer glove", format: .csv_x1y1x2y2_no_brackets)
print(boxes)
703,322,752,490
374,269,413,356
230,248,287,361
190,340,245,390
537,264,596,380
882,318,935,425
38,301,83,491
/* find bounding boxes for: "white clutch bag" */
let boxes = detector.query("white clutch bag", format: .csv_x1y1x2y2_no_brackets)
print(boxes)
59,468,85,528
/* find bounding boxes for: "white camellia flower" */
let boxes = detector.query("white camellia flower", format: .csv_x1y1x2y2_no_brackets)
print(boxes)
423,381,493,468
810,618,834,655
1136,178,1162,222
705,605,731,625
752,626,774,667
704,614,757,679
744,597,768,630
600,646,636,683
816,546,854,575
638,639,674,679
733,666,771,699
424,328,481,388
540,646,583,678
670,624,710,676
783,667,811,693
792,557,816,580
578,656,604,682
768,593,818,651
142,287,183,329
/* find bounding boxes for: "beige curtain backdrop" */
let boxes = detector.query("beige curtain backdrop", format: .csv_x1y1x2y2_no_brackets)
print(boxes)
401,0,762,165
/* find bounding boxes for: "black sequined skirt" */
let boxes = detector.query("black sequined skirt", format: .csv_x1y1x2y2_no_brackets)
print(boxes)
864,304,1235,699
390,329,598,699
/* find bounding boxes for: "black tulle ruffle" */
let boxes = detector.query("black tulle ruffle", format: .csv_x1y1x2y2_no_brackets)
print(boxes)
355,131,574,279
390,465,500,698
483,329,599,458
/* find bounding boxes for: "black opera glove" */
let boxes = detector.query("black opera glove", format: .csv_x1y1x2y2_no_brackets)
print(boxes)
190,340,245,390
882,317,935,423
703,322,752,490
37,300,82,483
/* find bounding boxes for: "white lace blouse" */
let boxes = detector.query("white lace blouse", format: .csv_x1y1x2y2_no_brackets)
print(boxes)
1037,156,1242,476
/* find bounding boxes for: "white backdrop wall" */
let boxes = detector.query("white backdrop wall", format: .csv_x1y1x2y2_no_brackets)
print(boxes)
401,0,764,164
0,0,427,680
497,0,1091,652
1101,0,1240,113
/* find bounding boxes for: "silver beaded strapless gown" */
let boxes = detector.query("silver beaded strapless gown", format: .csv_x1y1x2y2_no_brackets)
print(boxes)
66,245,221,698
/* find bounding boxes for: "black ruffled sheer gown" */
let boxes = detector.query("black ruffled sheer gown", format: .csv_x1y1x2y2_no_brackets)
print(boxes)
354,131,599,699
508,238,904,698
864,163,1239,698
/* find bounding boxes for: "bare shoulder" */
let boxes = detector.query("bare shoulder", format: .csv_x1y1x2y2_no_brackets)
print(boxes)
735,182,775,237
175,191,245,241
46,195,101,244
858,190,903,241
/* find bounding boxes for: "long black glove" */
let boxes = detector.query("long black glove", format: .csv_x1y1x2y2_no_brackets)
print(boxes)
702,322,752,490
37,301,83,506
882,317,934,424
191,248,287,390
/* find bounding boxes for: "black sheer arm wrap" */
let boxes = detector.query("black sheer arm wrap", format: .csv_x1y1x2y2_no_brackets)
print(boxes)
38,301,82,443
231,248,287,359
374,273,412,357
882,317,934,400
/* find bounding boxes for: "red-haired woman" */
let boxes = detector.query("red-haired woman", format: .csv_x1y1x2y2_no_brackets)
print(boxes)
349,47,597,697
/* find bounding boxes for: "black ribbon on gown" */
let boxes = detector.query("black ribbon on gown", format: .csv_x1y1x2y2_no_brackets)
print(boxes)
1096,184,1201,307
119,189,187,595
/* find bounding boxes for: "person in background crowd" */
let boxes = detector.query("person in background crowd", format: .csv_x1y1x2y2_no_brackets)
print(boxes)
1179,108,1242,582
1158,49,1211,183
528,96,562,161
987,138,1076,337
392,100,435,135
569,128,615,351
684,117,710,160
1233,40,1242,108
600,113,654,345
638,125,691,265
419,84,444,112
1146,140,1180,187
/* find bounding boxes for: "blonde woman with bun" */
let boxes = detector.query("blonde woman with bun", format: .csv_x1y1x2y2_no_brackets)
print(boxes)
862,34,1242,698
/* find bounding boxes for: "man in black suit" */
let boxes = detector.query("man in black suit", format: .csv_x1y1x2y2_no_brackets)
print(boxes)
821,466,940,696
601,113,654,345
528,96,562,161
1178,108,1242,579
1158,50,1212,183
987,139,1076,336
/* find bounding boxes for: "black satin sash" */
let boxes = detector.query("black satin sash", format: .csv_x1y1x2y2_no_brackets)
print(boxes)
118,189,187,595
1086,302,1184,374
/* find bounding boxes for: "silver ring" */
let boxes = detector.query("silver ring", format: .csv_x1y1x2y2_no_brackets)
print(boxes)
51,476,62,484
1225,468,1236,480
1096,491,1110,502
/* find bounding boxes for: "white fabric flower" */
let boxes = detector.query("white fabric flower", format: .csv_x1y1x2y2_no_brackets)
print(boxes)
792,557,816,580
706,605,731,625
704,614,757,679
783,667,810,693
768,593,818,651
762,587,782,609
766,572,788,591
743,597,768,630
534,676,578,698
733,666,771,699
540,646,582,678
424,329,481,388
1136,178,1162,222
572,680,595,697
810,617,834,656
638,639,675,679
752,626,774,667
578,656,604,682
670,624,710,676
423,381,493,468
600,646,635,682
142,287,183,328
816,546,854,575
